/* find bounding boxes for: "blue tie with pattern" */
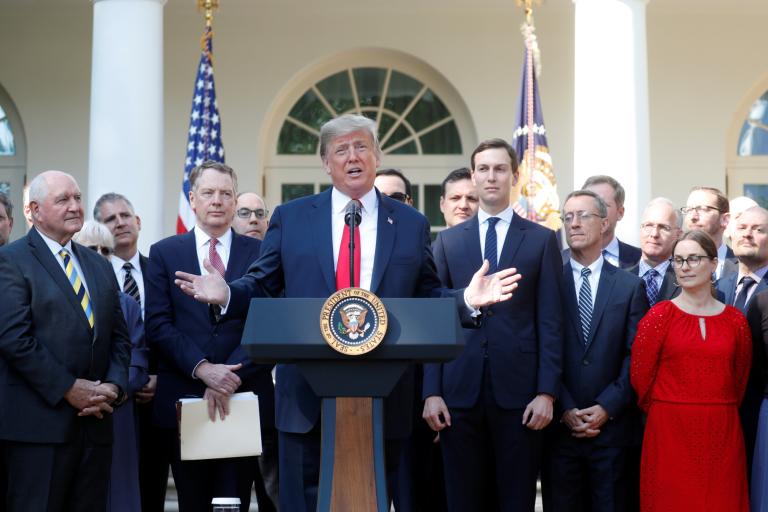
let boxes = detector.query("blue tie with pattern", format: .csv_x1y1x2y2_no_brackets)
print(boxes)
734,276,756,312
578,267,593,345
484,217,500,274
643,268,660,307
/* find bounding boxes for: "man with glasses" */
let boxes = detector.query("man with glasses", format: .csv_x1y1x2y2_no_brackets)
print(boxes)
681,186,734,279
232,192,270,240
375,168,413,205
628,198,683,307
716,206,768,484
545,189,647,512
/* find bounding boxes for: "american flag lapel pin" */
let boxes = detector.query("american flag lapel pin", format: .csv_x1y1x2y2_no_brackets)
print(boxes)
387,217,393,224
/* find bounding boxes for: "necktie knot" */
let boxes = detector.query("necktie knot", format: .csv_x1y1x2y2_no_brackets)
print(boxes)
740,276,756,288
733,276,757,312
487,217,500,228
122,261,133,271
581,267,591,278
645,268,658,279
59,248,70,260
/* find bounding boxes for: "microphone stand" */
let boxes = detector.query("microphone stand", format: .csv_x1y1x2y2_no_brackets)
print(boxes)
348,201,357,288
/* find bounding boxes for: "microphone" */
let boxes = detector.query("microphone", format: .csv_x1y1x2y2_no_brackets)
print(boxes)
344,200,362,227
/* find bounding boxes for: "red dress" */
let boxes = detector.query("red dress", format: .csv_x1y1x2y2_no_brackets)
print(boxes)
630,301,752,512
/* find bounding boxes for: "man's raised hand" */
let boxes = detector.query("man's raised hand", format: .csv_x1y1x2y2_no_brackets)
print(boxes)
175,258,229,305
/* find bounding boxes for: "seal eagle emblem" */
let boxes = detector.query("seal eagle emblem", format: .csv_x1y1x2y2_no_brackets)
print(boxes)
320,288,388,356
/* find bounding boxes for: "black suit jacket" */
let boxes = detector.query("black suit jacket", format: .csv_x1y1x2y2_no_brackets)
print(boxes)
562,239,641,270
627,261,680,303
0,228,131,443
555,261,648,446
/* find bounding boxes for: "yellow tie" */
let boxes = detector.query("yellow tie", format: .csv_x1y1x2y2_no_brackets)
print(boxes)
58,249,94,329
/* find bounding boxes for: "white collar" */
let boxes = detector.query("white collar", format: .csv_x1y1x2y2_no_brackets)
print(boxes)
331,186,378,215
477,205,515,225
193,225,233,250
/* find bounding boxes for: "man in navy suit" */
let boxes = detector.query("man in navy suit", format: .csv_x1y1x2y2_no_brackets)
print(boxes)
423,138,563,511
628,198,683,306
0,170,131,510
716,206,768,485
174,115,520,511
682,186,735,279
94,192,168,511
145,161,275,512
546,190,647,512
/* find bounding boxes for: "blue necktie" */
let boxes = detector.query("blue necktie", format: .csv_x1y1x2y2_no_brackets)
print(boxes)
734,276,756,312
484,217,500,274
578,267,593,345
643,268,660,307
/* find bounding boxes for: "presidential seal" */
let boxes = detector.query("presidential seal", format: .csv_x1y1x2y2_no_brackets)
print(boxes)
320,288,388,356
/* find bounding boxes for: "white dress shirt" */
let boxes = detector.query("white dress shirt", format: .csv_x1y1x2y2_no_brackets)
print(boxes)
477,205,515,264
715,242,729,280
38,229,91,296
569,255,604,305
331,186,378,291
111,251,145,317
735,265,768,305
193,225,232,275
602,237,620,268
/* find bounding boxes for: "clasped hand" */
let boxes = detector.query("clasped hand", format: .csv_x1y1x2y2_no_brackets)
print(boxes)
64,378,119,419
562,405,609,438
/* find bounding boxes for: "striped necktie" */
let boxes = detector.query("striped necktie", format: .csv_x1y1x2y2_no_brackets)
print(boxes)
578,267,593,345
643,268,660,307
484,217,500,274
59,248,94,329
122,262,141,308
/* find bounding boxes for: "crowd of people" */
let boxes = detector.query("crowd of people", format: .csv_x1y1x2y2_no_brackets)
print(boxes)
0,113,766,512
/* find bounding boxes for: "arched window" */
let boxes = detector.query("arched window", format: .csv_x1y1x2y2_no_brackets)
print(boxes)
0,83,26,243
738,91,768,156
728,80,768,206
0,105,16,156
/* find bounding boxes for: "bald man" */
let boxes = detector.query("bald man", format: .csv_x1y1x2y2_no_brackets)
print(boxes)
232,192,269,240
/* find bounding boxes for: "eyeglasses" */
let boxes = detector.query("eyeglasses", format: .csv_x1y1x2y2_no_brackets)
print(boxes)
87,245,113,256
640,222,675,235
236,208,269,220
680,205,722,216
386,192,410,203
561,211,605,225
670,255,712,268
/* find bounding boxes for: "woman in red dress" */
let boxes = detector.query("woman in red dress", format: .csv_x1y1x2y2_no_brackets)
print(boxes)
631,230,752,511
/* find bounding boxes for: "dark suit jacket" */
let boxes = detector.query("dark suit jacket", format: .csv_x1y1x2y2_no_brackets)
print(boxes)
0,228,131,444
227,188,463,438
145,229,275,430
423,213,564,409
562,239,641,270
716,270,768,308
627,261,680,302
555,261,647,447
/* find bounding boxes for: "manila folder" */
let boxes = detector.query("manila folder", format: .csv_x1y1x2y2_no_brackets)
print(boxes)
178,391,263,460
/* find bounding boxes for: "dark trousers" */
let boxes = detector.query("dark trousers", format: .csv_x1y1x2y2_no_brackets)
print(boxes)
545,439,627,512
250,427,279,512
4,432,111,512
137,403,169,512
439,366,542,512
160,428,255,512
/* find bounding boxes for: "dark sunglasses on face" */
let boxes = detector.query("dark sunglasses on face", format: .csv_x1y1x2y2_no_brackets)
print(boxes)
387,192,410,203
236,208,268,220
87,245,113,256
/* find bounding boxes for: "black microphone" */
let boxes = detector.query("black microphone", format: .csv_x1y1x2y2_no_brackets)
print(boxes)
344,200,361,288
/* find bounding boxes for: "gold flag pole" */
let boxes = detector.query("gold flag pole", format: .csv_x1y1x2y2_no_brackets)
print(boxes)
197,0,219,28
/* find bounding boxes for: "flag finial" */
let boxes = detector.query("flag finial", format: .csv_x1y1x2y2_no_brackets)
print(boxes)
515,0,539,26
197,0,220,28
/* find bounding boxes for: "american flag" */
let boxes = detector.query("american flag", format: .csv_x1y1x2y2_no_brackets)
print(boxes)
177,26,225,234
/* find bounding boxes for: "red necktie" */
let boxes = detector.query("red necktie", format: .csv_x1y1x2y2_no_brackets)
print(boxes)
336,223,361,290
208,238,226,277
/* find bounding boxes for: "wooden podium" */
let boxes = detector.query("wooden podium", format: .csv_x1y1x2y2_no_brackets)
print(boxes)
241,297,463,512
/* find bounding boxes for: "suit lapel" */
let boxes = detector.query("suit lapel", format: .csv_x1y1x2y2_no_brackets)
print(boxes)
462,216,483,271
371,192,396,294
497,214,526,271
225,230,251,280
659,264,678,301
310,190,336,293
585,263,617,351
719,272,738,305
28,229,93,333
562,263,585,345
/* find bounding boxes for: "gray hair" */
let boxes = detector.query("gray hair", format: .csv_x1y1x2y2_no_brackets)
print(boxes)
0,192,12,219
73,220,115,250
563,189,608,218
93,193,135,222
319,114,380,160
582,175,626,208
644,197,682,228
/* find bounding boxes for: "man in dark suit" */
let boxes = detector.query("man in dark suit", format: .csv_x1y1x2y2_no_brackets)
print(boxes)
561,176,641,269
423,138,563,511
716,206,768,484
174,115,519,512
145,161,276,512
546,190,647,512
94,192,168,511
628,197,683,306
682,186,735,279
0,170,131,511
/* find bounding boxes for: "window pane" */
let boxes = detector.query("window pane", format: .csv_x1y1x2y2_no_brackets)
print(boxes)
316,72,355,114
388,140,417,155
406,90,450,133
424,184,444,227
289,90,332,130
0,106,15,156
277,122,317,155
282,183,315,203
420,121,462,154
382,124,413,152
353,68,387,108
320,183,332,192
738,91,768,156
411,186,420,211
384,71,422,114
378,113,396,141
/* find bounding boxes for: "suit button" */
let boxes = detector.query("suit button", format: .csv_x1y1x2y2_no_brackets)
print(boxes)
486,310,494,317
583,359,590,366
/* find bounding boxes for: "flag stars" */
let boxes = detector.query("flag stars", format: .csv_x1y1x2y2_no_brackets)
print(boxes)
193,95,202,105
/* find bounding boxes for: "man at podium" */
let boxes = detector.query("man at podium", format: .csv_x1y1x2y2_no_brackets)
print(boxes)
175,114,521,511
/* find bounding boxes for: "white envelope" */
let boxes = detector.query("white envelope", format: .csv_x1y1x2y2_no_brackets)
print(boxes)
178,391,263,461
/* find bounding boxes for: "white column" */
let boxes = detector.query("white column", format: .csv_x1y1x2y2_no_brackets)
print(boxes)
88,0,166,254
572,0,651,245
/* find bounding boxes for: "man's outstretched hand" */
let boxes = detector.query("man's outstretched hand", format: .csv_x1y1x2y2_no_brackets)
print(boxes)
175,259,229,305
465,260,522,309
